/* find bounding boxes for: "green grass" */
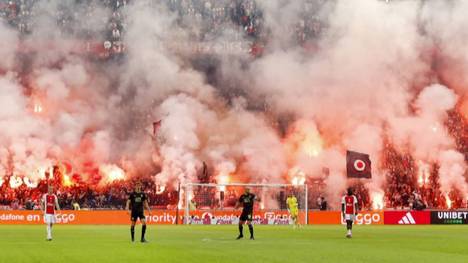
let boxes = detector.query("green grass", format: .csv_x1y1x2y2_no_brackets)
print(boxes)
0,225,467,263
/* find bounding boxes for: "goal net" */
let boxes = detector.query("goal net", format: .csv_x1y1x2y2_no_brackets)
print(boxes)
181,183,308,225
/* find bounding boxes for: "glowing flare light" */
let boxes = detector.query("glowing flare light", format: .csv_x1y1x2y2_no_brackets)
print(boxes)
445,194,452,209
285,120,323,159
371,192,384,210
300,132,323,158
33,102,43,113
289,167,306,185
217,173,230,191
99,164,126,183
63,175,73,187
9,175,23,189
417,161,430,186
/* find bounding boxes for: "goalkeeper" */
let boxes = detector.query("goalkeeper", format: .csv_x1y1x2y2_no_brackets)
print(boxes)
286,193,300,228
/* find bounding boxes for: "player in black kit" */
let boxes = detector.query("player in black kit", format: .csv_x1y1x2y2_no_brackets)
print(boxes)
125,182,151,243
235,188,258,240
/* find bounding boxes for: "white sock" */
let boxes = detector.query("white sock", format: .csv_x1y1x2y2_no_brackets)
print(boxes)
47,224,52,239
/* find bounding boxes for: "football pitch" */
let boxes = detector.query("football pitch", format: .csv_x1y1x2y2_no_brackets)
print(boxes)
1,225,467,263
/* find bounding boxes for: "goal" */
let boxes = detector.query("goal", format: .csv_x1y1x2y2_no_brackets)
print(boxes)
181,183,308,225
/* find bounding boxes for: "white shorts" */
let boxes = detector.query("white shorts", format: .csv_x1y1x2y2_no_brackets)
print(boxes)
344,214,355,221
44,214,56,224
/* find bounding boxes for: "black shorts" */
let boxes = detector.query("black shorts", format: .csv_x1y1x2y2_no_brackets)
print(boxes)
131,210,145,221
239,211,253,222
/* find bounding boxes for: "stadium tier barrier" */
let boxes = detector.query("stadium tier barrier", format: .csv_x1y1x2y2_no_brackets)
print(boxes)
0,210,467,225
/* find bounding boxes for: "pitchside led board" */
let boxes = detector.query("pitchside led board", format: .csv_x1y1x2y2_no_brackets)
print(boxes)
431,211,468,224
1,210,468,225
384,211,431,225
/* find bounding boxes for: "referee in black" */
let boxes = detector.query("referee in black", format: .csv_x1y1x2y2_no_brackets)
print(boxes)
235,188,258,240
125,182,151,243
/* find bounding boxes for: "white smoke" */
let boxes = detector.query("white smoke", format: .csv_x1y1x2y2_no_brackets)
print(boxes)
0,23,19,69
238,0,467,204
438,150,468,199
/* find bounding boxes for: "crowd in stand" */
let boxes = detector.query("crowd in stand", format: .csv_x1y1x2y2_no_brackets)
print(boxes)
447,111,468,163
0,0,127,58
0,0,325,57
0,176,179,210
0,168,466,211
381,142,466,210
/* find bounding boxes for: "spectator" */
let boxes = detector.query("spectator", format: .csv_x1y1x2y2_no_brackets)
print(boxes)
189,199,197,211
319,197,327,211
72,200,81,210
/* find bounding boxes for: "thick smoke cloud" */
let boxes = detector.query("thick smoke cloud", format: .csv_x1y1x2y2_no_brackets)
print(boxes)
0,0,467,208
227,0,467,205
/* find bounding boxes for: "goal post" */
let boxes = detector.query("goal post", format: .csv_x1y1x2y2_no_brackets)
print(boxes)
181,183,308,225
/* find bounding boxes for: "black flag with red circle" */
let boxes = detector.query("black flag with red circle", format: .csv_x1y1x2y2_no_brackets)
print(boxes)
346,150,372,179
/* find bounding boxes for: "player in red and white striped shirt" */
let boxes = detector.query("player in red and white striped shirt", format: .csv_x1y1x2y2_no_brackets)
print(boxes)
41,185,60,241
341,188,358,238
